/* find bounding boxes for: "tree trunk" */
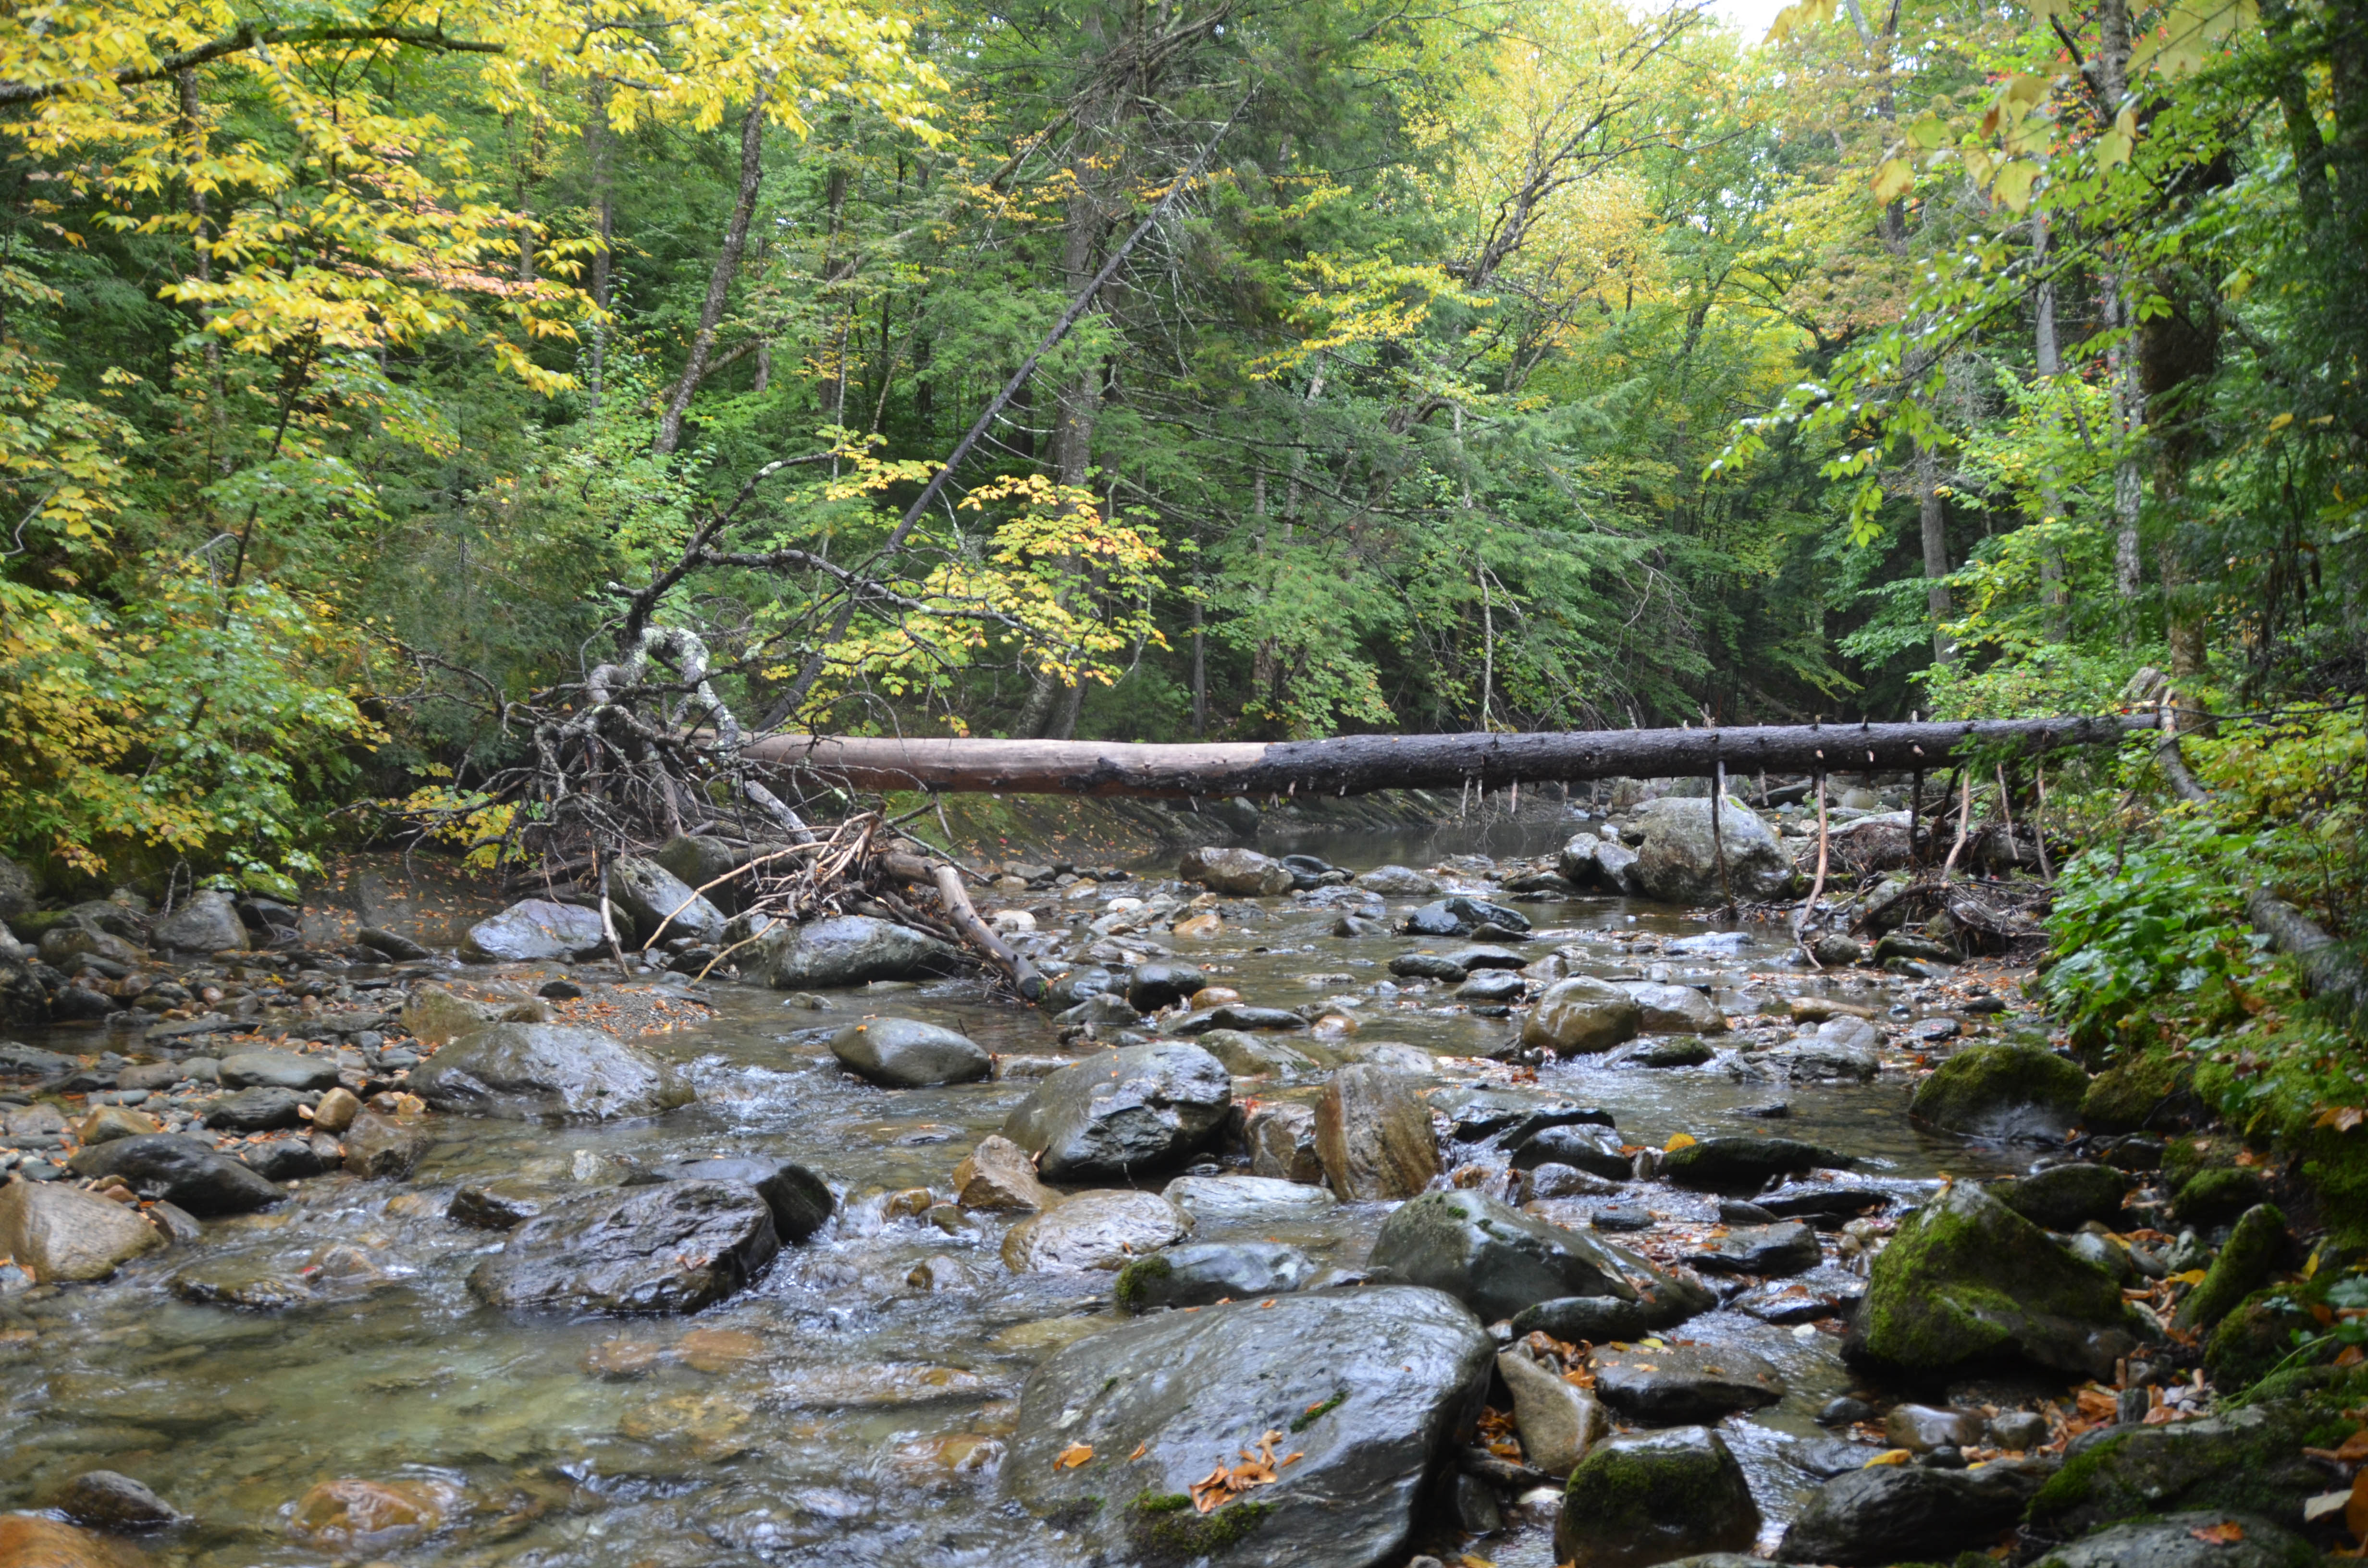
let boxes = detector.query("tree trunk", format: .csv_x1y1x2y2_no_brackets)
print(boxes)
747,714,2149,798
654,80,772,457
587,76,613,420
2032,210,2071,642
1916,443,1956,664
2097,0,2147,634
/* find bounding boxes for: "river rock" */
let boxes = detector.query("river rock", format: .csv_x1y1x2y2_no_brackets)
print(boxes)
1115,1241,1318,1311
1002,1286,1492,1568
1125,962,1205,1012
311,1087,359,1133
1001,1042,1231,1180
1624,983,1727,1033
0,1179,164,1281
761,914,963,990
2029,1511,2317,1568
609,855,725,943
150,889,244,953
999,1189,1189,1272
204,1086,304,1132
1508,1294,1655,1343
1884,1403,1985,1450
0,1043,75,1079
1403,896,1531,937
0,853,31,923
449,1181,546,1229
1369,1189,1648,1322
69,1133,281,1214
2025,1402,2328,1540
356,926,431,961
829,1017,991,1088
401,982,546,1047
1355,865,1440,896
1555,1426,1760,1568
77,1105,159,1145
2174,1202,2287,1333
1180,845,1295,896
1592,1343,1784,1423
1162,1173,1338,1224
1689,1220,1821,1276
286,1477,463,1551
1456,969,1525,1004
654,1156,834,1242
1498,1339,1608,1474
1197,1029,1321,1078
653,834,757,913
1509,1124,1633,1180
468,1180,778,1313
1909,1041,2089,1139
462,898,608,963
1996,1163,2130,1231
1847,1179,2138,1379
1558,834,1642,895
167,1253,315,1312
1629,796,1794,902
342,1110,429,1179
409,1022,693,1120
1777,1458,2048,1564
1390,952,1468,981
1662,1136,1851,1192
1522,977,1644,1055
218,1050,341,1091
1316,1065,1439,1200
0,1516,138,1568
242,1137,330,1182
1246,1100,1322,1184
953,1135,1059,1212
48,1471,180,1532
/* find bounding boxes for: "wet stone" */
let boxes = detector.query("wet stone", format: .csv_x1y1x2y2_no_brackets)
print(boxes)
469,1180,779,1314
1160,1173,1338,1225
1113,1241,1317,1311
1000,1042,1231,1181
999,1189,1190,1274
1689,1220,1822,1276
69,1133,280,1215
654,1155,835,1242
829,1017,991,1088
1591,1343,1785,1424
49,1471,180,1532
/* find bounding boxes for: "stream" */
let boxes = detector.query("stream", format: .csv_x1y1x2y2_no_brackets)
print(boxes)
0,821,2047,1568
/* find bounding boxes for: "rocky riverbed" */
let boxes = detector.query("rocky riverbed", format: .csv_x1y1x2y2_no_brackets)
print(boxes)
0,807,2353,1568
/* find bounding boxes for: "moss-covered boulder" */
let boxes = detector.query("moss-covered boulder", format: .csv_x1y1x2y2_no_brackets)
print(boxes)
2025,1401,2337,1539
1909,1043,2088,1140
1994,1163,2130,1232
2173,1165,2272,1226
1554,1426,1759,1568
1847,1181,2139,1380
2079,1054,2193,1132
2203,1290,2316,1390
2174,1203,2287,1333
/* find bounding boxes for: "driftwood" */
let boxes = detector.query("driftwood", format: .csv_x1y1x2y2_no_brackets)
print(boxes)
878,852,1046,1001
751,714,2151,798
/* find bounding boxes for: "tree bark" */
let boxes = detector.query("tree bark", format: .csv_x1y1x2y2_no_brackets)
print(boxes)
1916,443,1955,664
747,714,2150,798
2032,210,2071,642
654,80,772,457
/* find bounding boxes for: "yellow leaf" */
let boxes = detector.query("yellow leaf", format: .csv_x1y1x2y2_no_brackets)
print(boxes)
1665,1133,1698,1152
1864,1448,1913,1466
1871,159,1914,204
2172,1269,2209,1286
1766,0,1841,44
1993,160,2040,212
2269,412,2295,432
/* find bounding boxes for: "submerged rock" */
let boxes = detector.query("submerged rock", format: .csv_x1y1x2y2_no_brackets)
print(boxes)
1847,1180,2138,1379
48,1471,180,1532
829,1017,991,1088
1001,1041,1231,1181
1002,1286,1493,1568
1555,1426,1760,1568
1909,1041,2088,1140
408,1023,693,1121
761,914,963,990
468,1180,778,1313
1316,1065,1440,1200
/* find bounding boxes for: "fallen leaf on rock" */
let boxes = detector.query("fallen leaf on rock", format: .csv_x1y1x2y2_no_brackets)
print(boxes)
2188,1521,2243,1544
1863,1449,1912,1466
1054,1442,1093,1470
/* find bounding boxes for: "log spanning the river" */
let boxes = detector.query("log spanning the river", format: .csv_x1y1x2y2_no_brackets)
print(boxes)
747,714,2154,800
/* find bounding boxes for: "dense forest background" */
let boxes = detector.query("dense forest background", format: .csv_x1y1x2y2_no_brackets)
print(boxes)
0,0,2361,890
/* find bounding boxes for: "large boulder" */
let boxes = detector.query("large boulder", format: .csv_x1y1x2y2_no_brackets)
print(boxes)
69,1133,281,1215
1522,977,1644,1055
407,1023,693,1121
2028,1511,2319,1568
152,889,246,953
467,1180,777,1313
2025,1402,2332,1541
829,1017,991,1088
1847,1180,2139,1380
1001,1286,1493,1568
1778,1459,2049,1564
1909,1041,2089,1139
1369,1190,1665,1323
1316,1065,1440,1200
608,855,725,944
999,1189,1190,1273
0,1179,164,1281
1179,845,1295,897
760,914,963,990
1629,796,1794,902
1555,1426,1760,1568
1001,1042,1231,1181
461,898,609,963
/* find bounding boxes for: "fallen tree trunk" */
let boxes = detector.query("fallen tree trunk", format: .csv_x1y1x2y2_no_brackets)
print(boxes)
750,714,2152,799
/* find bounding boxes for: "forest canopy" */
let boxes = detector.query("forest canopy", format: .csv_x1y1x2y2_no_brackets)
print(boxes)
0,0,2359,889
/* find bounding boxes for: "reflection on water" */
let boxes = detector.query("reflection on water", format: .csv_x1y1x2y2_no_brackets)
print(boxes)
0,831,2034,1568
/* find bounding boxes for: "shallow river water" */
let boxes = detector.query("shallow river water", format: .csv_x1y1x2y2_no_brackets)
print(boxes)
0,825,2043,1568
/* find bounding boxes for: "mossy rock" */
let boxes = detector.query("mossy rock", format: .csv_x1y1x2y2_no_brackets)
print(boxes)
2173,1165,2272,1226
1127,1490,1272,1559
1847,1181,2138,1380
2174,1203,2288,1333
2079,1054,2193,1132
1993,1163,2130,1231
2025,1400,2340,1537
1554,1426,1759,1568
2203,1289,2317,1391
1908,1043,2088,1140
